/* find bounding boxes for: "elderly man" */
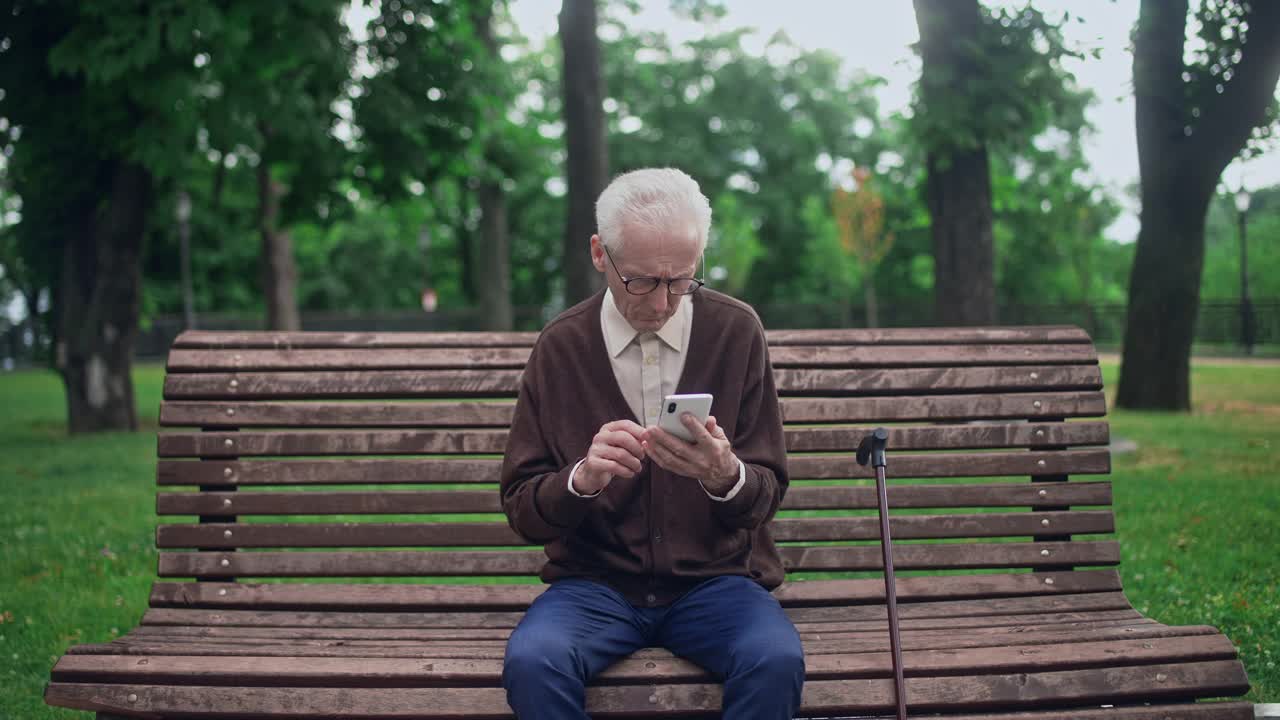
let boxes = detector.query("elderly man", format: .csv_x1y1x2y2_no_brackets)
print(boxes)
499,168,803,719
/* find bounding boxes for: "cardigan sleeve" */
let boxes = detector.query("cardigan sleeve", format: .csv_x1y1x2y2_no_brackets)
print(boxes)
499,341,596,543
709,320,789,530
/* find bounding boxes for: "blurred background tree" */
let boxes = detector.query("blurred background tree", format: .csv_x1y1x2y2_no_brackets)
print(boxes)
831,168,894,328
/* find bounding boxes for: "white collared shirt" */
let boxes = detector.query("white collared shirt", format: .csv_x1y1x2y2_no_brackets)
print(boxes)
568,289,746,501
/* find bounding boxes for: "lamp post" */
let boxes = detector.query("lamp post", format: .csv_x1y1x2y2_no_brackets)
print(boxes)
175,190,197,331
1233,188,1254,354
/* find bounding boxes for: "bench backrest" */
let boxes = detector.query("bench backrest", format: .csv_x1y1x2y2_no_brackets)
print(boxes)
155,326,1114,590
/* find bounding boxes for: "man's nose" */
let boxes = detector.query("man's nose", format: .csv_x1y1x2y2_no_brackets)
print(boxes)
648,287,670,312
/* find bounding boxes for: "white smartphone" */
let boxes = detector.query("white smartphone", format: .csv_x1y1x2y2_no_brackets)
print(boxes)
657,393,714,443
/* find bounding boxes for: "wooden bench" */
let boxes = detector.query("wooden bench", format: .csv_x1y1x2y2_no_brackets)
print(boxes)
45,325,1253,719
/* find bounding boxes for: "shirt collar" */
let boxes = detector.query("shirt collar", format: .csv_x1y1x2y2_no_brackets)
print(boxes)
602,288,690,358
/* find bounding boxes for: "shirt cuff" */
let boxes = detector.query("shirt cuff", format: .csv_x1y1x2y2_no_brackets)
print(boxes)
567,458,601,497
702,458,746,502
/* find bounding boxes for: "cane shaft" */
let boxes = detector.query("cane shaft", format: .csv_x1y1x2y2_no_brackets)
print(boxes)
875,464,907,720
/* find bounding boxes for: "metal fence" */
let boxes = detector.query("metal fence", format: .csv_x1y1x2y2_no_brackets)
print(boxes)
3,299,1277,369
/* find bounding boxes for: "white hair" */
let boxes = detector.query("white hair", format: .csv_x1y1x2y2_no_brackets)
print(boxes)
595,168,712,256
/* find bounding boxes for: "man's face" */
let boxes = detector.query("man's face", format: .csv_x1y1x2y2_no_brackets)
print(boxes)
591,221,702,334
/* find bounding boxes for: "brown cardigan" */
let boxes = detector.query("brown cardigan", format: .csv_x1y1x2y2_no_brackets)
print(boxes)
499,288,789,606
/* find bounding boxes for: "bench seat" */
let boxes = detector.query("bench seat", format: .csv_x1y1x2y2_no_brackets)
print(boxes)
44,326,1252,718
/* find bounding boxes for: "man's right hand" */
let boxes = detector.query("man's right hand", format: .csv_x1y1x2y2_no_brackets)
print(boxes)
572,420,647,495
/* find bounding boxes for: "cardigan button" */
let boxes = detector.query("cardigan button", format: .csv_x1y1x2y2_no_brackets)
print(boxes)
645,593,657,605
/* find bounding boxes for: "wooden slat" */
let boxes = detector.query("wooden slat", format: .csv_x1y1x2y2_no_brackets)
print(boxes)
148,570,1124,611
171,326,1092,350
139,592,1133,629
85,623,1214,660
157,542,1120,578
780,392,1108,423
776,365,1102,395
155,511,1114,549
891,705,1254,720
164,370,524,401
167,347,533,372
159,392,1107,428
774,542,1120,572
155,422,1108,458
765,326,1094,345
113,618,1155,654
784,449,1111,480
156,458,504,487
783,422,1108,452
172,330,541,349
161,400,520,428
51,634,1238,687
156,480,1111,517
42,660,1252,716
155,449,1110,488
123,610,1145,643
771,344,1098,367
165,343,1097,373
162,365,1103,400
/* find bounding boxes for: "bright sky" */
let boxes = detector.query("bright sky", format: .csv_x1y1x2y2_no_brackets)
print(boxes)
509,0,1280,243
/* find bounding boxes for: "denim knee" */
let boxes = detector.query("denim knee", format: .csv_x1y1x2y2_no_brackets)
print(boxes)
503,625,583,688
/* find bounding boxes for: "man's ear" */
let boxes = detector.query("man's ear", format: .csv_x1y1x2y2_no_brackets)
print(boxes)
590,235,607,273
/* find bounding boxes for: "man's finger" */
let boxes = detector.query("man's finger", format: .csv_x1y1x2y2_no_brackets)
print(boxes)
680,412,714,443
643,439,694,476
599,444,643,472
604,429,646,459
606,419,648,439
705,415,727,440
648,426,694,458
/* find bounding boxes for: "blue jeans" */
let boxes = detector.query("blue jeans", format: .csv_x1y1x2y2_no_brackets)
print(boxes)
502,575,805,719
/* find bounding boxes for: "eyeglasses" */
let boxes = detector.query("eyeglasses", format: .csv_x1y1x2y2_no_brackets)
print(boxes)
602,244,706,296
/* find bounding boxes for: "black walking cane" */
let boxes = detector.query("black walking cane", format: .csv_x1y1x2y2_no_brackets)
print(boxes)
857,427,906,720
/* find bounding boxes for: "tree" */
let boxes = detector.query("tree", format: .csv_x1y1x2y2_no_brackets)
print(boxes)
199,2,351,331
832,168,895,327
1117,0,1280,410
560,0,608,303
355,0,534,329
597,18,883,309
913,0,994,325
0,1,205,432
911,1,1089,326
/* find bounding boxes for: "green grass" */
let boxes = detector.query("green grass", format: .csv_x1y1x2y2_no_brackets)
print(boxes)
2,360,1277,717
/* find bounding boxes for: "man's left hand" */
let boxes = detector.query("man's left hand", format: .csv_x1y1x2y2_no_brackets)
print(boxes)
642,414,739,496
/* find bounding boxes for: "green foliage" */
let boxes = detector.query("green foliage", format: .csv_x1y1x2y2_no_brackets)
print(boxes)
1183,0,1279,155
1202,186,1280,299
597,12,885,306
911,4,1091,163
706,192,764,298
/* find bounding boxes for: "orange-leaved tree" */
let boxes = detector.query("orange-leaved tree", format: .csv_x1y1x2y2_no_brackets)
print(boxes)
831,168,895,327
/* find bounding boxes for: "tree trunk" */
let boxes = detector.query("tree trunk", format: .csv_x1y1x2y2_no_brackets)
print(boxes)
1116,184,1213,410
474,181,513,330
1118,0,1280,410
914,0,996,326
57,161,152,433
560,0,608,303
257,161,300,331
923,147,996,326
468,4,514,331
863,273,880,329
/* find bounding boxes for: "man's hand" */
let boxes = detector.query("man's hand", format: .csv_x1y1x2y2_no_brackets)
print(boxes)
573,420,648,495
642,414,740,496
